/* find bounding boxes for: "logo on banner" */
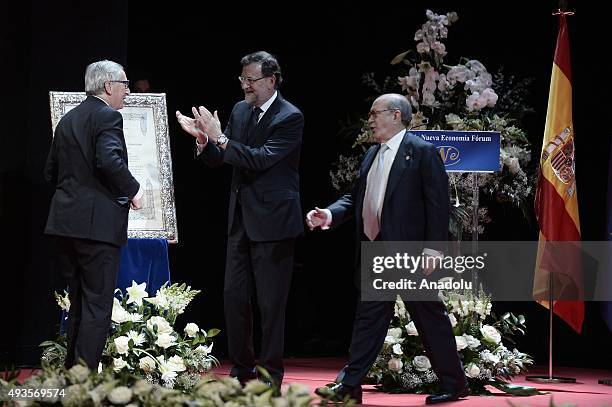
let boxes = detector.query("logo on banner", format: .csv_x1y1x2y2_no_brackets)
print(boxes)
438,146,460,166
542,127,576,196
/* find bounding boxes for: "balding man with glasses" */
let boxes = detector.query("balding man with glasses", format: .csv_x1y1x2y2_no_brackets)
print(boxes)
45,60,142,370
177,51,304,388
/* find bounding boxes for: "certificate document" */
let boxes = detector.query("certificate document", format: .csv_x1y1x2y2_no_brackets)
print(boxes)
49,92,178,242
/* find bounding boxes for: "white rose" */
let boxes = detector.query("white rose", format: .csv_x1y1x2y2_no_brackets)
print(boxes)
405,321,419,336
167,355,186,372
155,333,176,349
465,363,480,378
147,316,173,334
455,335,468,351
113,357,129,372
184,323,199,338
114,336,130,355
392,343,403,355
480,325,501,344
107,386,133,405
139,356,156,373
464,334,481,349
387,327,402,339
388,358,403,372
447,313,457,327
413,355,432,372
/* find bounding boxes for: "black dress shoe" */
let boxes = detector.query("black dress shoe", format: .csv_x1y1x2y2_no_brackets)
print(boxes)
425,387,468,404
315,382,362,404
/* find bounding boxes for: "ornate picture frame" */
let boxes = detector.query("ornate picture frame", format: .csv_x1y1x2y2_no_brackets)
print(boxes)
49,92,178,242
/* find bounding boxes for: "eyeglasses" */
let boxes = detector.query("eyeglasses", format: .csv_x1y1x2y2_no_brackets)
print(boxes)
368,109,397,119
108,80,130,89
238,76,267,86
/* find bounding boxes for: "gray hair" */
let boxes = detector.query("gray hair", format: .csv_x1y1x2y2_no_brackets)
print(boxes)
84,60,125,96
382,93,412,126
241,51,283,89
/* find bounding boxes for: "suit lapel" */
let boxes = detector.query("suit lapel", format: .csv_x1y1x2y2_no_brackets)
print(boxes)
239,106,251,143
383,130,411,207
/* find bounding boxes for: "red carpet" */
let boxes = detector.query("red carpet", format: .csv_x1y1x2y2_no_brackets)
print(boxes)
213,358,612,406
12,358,612,405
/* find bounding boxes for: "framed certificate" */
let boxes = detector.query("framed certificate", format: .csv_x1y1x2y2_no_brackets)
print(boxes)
49,92,178,242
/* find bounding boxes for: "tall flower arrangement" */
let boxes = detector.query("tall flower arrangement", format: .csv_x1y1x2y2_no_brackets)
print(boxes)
43,281,218,391
330,9,535,239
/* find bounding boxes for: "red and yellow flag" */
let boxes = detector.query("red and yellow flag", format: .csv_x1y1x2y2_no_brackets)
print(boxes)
533,12,583,333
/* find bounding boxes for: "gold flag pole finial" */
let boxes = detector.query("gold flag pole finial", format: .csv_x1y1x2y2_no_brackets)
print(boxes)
554,0,574,16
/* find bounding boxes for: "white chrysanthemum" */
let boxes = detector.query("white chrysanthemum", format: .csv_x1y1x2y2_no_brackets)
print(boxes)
464,334,481,349
195,343,214,355
126,330,146,347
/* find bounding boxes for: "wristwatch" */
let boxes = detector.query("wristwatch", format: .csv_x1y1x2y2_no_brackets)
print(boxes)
215,134,228,147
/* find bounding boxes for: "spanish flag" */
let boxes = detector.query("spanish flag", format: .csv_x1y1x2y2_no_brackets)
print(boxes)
533,12,584,333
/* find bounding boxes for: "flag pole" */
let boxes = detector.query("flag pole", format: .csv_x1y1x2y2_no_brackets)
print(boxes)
526,271,575,383
527,4,577,383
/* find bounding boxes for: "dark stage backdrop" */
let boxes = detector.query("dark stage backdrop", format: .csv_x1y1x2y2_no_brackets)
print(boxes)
1,0,610,369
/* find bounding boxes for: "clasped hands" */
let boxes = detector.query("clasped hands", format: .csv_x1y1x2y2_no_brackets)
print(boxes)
176,106,223,146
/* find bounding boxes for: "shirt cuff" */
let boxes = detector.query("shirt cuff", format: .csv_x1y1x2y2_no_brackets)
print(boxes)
321,209,332,230
133,186,143,201
195,134,209,155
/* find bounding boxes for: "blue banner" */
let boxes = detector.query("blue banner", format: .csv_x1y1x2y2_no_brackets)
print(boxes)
411,130,501,173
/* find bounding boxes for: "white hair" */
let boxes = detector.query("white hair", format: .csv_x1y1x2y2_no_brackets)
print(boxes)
84,60,124,96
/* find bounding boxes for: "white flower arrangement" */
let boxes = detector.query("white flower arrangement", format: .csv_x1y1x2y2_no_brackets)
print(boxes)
367,291,533,395
44,281,219,391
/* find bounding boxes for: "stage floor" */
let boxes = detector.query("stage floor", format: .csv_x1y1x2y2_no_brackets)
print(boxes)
213,357,612,406
12,357,612,406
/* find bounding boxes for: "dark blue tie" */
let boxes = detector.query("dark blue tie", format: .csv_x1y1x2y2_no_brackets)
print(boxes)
246,107,262,145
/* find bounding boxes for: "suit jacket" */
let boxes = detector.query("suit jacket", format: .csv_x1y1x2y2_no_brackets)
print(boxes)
199,93,304,241
328,130,449,250
44,96,140,246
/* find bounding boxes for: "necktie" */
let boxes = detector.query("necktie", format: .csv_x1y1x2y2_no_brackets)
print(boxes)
246,106,262,145
362,144,388,241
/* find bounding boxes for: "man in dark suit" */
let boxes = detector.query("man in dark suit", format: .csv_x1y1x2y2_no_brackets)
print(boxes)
176,51,304,385
307,93,468,404
45,60,142,370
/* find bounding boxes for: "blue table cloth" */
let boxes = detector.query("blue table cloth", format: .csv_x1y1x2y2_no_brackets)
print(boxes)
60,238,171,332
